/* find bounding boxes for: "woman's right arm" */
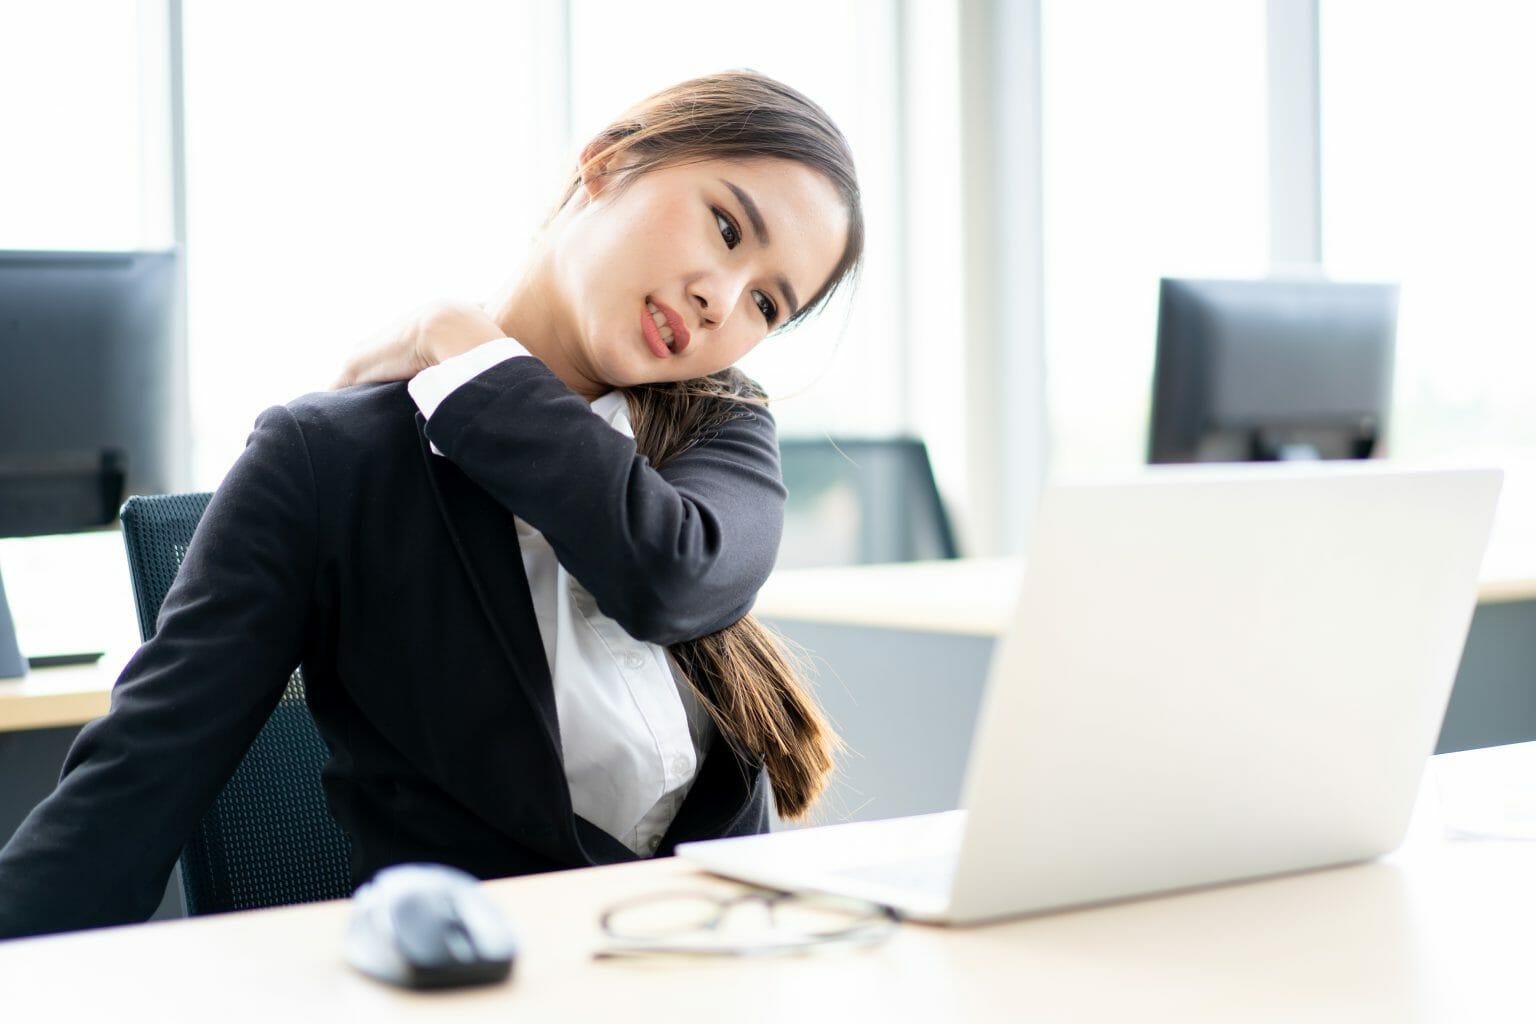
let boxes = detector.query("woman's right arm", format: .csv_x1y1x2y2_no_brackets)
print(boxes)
0,404,319,940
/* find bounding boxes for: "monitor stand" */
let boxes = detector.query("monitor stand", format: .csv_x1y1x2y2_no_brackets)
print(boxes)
0,565,24,678
1272,442,1323,460
1249,425,1380,462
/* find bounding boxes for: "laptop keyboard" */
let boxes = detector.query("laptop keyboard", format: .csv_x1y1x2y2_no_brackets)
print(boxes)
825,854,957,897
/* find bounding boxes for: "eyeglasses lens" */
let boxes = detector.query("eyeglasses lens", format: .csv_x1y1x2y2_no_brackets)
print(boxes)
604,893,723,939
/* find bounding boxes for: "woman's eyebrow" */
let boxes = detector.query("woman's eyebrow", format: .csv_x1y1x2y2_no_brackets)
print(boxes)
719,178,801,318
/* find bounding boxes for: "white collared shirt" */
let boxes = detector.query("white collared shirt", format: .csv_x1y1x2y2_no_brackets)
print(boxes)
408,337,714,857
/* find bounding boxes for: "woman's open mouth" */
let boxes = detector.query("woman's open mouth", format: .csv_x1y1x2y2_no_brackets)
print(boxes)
640,303,672,358
642,297,690,358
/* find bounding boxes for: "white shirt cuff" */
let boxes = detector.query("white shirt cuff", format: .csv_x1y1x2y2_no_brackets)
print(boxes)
408,336,533,456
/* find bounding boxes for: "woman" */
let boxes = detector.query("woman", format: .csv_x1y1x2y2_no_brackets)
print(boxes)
0,69,862,939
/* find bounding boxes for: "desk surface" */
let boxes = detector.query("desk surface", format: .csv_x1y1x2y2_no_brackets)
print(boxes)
5,542,1536,732
756,536,1536,636
0,650,136,732
2,745,1534,1021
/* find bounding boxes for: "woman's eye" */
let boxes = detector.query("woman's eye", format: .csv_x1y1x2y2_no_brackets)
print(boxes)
755,292,778,324
714,207,741,249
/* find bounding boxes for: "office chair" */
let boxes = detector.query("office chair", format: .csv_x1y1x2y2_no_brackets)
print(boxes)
119,493,354,915
775,437,959,568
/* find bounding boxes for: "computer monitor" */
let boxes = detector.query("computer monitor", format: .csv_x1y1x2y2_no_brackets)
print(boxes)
1147,276,1399,464
0,248,181,676
776,437,959,568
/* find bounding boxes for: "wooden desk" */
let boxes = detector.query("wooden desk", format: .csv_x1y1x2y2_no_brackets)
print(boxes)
0,649,134,734
2,745,1534,1020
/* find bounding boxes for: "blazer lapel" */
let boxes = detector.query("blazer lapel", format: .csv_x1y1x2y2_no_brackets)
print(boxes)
412,412,566,784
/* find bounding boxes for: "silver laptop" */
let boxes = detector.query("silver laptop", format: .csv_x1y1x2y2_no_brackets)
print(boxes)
678,461,1504,925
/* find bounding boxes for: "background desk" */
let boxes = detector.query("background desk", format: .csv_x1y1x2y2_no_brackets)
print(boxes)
754,548,1536,828
2,745,1533,1021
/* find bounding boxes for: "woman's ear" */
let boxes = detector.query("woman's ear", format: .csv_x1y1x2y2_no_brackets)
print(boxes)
577,140,623,205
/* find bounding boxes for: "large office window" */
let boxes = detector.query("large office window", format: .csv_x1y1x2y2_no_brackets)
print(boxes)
0,1,170,250
1320,1,1536,476
1039,0,1270,477
180,1,561,485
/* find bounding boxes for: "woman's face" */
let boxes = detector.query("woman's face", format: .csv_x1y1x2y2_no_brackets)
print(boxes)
554,154,850,389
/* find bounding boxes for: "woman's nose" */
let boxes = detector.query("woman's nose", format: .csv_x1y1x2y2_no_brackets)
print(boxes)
694,275,749,329
692,292,718,330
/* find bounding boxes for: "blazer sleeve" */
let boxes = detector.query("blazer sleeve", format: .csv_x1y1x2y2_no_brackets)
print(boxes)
420,356,787,647
0,404,319,940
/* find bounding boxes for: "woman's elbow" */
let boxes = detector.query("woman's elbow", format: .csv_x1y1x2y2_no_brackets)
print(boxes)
622,597,753,646
621,565,763,646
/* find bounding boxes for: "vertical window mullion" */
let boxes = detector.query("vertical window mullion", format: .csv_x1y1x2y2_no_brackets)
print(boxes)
1267,0,1323,270
958,0,1049,556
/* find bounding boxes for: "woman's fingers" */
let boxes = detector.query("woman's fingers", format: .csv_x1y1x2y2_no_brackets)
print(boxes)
331,299,503,390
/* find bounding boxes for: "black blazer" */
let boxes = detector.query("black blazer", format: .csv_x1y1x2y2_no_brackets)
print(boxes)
0,355,787,939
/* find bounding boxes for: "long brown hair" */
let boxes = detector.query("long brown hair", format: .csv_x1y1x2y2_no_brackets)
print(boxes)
541,70,865,820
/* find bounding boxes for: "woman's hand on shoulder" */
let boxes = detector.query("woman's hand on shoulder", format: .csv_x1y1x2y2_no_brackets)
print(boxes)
329,300,508,390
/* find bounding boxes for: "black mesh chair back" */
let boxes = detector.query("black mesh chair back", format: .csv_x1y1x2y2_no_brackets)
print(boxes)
775,437,960,569
118,492,353,915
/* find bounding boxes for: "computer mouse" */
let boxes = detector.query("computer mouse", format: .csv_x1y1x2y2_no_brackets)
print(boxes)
344,863,519,989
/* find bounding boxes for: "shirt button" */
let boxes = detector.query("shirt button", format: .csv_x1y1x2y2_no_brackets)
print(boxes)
670,754,691,775
622,650,646,670
646,835,662,853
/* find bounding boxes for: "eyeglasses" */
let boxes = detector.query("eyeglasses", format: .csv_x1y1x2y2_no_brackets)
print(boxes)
594,888,900,959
